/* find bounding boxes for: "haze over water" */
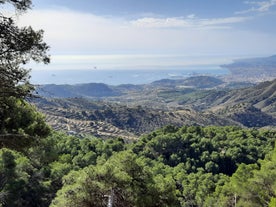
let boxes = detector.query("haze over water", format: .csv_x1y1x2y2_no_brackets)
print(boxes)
30,66,229,85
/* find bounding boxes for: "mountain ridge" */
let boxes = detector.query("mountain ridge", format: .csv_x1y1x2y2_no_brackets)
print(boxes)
33,78,276,138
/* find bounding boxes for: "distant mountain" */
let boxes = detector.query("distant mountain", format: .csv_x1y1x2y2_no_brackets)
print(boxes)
33,77,276,136
37,83,121,98
221,55,276,82
151,76,224,89
124,78,276,127
36,76,225,101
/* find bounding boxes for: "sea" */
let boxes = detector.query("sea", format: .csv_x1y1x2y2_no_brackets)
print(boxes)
30,66,229,86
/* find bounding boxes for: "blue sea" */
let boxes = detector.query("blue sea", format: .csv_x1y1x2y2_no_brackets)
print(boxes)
30,67,229,86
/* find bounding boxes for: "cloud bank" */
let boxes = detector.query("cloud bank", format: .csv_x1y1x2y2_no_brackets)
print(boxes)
18,8,276,70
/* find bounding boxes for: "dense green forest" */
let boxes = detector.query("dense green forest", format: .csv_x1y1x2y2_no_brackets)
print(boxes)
0,123,275,206
1,0,276,206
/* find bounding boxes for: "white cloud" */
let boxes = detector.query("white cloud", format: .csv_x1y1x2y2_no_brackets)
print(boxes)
17,8,276,70
236,0,276,14
199,17,251,26
130,16,250,28
130,17,190,28
18,8,134,52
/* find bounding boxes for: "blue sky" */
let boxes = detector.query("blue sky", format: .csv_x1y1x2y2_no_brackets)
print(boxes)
16,0,276,70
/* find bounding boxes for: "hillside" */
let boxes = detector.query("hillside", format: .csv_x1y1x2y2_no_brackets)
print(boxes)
154,78,275,114
211,79,276,111
34,97,239,139
36,83,121,98
206,79,276,127
151,76,224,88
33,78,276,138
161,79,276,127
37,76,225,98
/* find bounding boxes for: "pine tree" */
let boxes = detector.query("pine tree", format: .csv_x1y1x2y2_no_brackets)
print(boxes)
0,0,50,149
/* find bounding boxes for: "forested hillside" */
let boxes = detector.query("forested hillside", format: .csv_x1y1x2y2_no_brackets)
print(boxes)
1,126,275,206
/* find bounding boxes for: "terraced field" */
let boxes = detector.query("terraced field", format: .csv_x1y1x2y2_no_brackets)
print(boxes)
35,98,240,140
33,79,276,139
42,106,137,139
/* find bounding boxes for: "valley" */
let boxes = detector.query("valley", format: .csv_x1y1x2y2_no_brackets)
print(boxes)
33,76,276,140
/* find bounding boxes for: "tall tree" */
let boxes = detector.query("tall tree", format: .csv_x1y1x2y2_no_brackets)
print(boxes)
0,0,50,149
0,0,50,99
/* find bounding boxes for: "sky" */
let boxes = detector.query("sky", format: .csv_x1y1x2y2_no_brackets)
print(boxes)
13,0,276,70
